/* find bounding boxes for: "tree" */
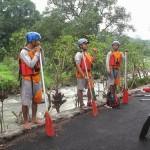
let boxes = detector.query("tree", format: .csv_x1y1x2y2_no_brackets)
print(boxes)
32,9,66,43
0,0,41,49
44,35,78,89
120,39,149,89
9,28,28,59
46,0,134,37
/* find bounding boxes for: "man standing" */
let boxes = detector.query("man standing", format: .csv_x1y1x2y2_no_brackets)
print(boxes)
74,38,97,110
106,41,124,108
20,32,45,129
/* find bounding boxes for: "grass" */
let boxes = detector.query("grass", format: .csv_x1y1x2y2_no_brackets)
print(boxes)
144,61,150,68
0,59,19,93
0,58,54,93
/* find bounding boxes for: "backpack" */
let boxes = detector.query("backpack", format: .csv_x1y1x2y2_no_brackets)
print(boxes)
107,91,120,108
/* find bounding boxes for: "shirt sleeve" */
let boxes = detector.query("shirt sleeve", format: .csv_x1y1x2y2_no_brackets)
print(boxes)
20,49,40,68
121,52,125,61
106,51,111,72
74,52,83,65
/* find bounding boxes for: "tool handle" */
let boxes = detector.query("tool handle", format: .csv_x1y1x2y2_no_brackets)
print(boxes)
82,52,93,99
124,50,128,89
40,53,47,110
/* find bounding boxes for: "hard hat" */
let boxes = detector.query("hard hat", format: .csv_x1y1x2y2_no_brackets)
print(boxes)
112,41,120,46
26,32,41,43
77,38,89,47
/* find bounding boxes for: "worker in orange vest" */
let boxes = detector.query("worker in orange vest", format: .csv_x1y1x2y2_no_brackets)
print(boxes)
19,32,45,129
74,38,97,110
106,41,125,108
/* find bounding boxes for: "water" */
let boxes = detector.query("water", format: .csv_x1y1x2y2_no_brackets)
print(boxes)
0,82,106,130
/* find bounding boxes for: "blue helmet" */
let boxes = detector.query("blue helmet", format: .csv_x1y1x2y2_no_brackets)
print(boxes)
26,32,41,43
77,38,89,47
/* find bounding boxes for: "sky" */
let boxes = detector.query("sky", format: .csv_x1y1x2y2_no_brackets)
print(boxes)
117,0,150,40
31,0,150,40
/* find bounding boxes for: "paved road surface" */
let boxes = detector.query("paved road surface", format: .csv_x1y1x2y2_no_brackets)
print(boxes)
2,96,150,150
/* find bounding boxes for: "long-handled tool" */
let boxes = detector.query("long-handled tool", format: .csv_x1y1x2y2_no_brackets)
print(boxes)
82,52,98,116
40,52,54,137
140,99,150,102
98,81,103,101
134,94,150,97
122,50,129,104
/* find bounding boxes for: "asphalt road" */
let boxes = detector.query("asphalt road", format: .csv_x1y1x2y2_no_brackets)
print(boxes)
2,95,150,150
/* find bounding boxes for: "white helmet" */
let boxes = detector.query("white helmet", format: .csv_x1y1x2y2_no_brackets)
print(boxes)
112,41,120,46
77,38,89,47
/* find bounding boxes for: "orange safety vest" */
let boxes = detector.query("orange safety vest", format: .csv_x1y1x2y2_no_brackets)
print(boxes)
19,48,41,82
76,52,93,78
109,51,122,69
19,48,42,103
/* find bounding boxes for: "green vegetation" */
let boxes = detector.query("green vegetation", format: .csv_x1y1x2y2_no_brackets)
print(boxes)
128,77,150,89
144,60,150,68
0,0,150,93
0,60,19,93
0,0,40,49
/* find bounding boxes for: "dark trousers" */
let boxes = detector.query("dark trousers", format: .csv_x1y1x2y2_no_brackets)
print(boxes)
139,116,150,138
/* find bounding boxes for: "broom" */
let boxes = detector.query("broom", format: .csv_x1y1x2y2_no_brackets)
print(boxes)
82,52,98,116
122,50,129,104
40,52,55,137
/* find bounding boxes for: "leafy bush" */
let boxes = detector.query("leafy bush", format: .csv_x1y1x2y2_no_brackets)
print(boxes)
0,47,7,62
128,77,150,89
0,61,19,93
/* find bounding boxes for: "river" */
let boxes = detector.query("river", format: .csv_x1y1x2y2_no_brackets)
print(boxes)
0,81,106,131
